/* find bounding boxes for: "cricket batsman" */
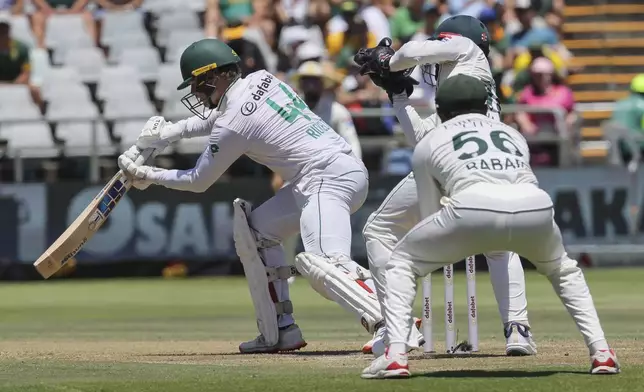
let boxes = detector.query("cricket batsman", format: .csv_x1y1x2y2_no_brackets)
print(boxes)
116,38,383,353
361,75,620,378
356,15,536,356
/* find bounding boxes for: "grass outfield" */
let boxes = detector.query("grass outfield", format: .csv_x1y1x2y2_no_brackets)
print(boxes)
0,268,642,392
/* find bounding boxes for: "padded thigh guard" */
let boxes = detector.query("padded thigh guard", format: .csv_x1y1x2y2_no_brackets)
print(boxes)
233,199,296,346
295,252,383,333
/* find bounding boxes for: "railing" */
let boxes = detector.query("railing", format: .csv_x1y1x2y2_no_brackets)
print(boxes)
0,104,602,183
350,104,576,166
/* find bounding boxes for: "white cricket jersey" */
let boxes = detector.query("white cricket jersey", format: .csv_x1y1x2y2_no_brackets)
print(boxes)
147,70,354,192
415,113,538,197
390,35,502,145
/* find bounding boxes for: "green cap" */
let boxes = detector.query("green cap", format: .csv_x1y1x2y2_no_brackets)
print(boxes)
631,74,644,94
177,38,241,90
435,74,488,113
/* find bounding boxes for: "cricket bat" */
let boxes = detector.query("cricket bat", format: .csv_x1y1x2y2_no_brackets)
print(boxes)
33,150,152,279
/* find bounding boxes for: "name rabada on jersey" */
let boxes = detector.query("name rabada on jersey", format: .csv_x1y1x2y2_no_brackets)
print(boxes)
465,157,528,171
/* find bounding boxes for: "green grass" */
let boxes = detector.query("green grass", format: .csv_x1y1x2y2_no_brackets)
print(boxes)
1,268,642,391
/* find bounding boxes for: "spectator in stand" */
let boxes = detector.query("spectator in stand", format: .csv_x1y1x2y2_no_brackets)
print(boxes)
609,74,644,165
478,6,506,93
0,13,43,110
326,0,388,59
32,0,96,49
389,0,425,47
504,42,566,100
291,60,362,159
0,0,22,13
535,0,564,31
227,35,268,76
508,0,557,48
448,0,495,18
515,57,575,166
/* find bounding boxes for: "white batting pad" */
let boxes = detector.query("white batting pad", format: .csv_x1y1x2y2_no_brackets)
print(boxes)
233,198,279,346
294,252,383,333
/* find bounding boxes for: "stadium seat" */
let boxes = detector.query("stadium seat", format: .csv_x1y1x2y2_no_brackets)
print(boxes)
103,97,156,121
10,15,36,48
161,90,195,121
41,66,88,101
156,11,201,48
0,85,42,122
106,31,153,64
96,65,143,100
100,10,147,47
63,47,107,83
56,121,116,157
155,63,183,101
142,0,204,13
29,48,52,88
98,81,149,102
43,83,93,103
44,14,94,63
113,119,144,146
116,47,162,82
51,36,96,66
45,97,99,122
165,30,205,61
0,103,42,122
0,85,32,105
1,121,59,158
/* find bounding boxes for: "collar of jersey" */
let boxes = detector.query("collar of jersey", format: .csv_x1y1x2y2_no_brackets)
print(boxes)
216,75,245,112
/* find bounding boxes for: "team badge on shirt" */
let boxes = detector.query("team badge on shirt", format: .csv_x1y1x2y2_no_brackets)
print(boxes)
210,144,219,156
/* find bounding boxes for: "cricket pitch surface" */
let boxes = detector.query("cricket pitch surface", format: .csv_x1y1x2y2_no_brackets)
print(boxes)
1,268,642,392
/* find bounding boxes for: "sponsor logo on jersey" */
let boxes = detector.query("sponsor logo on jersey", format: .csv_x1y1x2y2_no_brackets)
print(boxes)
241,74,274,116
251,74,274,101
240,101,257,116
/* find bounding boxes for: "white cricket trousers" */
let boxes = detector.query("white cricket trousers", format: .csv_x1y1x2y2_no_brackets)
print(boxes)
247,153,369,327
363,173,530,327
384,183,610,354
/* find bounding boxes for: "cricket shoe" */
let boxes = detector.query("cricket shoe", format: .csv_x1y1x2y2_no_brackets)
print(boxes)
361,349,410,379
367,318,425,357
590,349,620,374
504,322,537,356
239,324,307,354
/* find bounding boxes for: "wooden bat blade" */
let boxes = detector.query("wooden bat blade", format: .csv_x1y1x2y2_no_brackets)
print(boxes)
33,172,131,279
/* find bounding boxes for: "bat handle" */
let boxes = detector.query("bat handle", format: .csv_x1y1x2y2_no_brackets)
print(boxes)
134,147,155,166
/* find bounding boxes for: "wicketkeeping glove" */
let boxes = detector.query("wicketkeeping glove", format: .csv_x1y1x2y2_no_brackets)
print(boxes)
369,72,419,97
354,37,395,76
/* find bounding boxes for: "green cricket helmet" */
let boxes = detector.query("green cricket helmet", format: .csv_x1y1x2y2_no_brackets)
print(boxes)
422,15,491,86
177,38,241,119
433,15,490,57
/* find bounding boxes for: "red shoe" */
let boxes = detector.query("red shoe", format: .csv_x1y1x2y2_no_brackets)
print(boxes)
361,349,410,379
590,349,620,374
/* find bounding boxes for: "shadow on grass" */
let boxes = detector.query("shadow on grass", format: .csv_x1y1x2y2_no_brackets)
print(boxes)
142,349,362,357
415,369,587,378
411,353,507,360
290,350,362,356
